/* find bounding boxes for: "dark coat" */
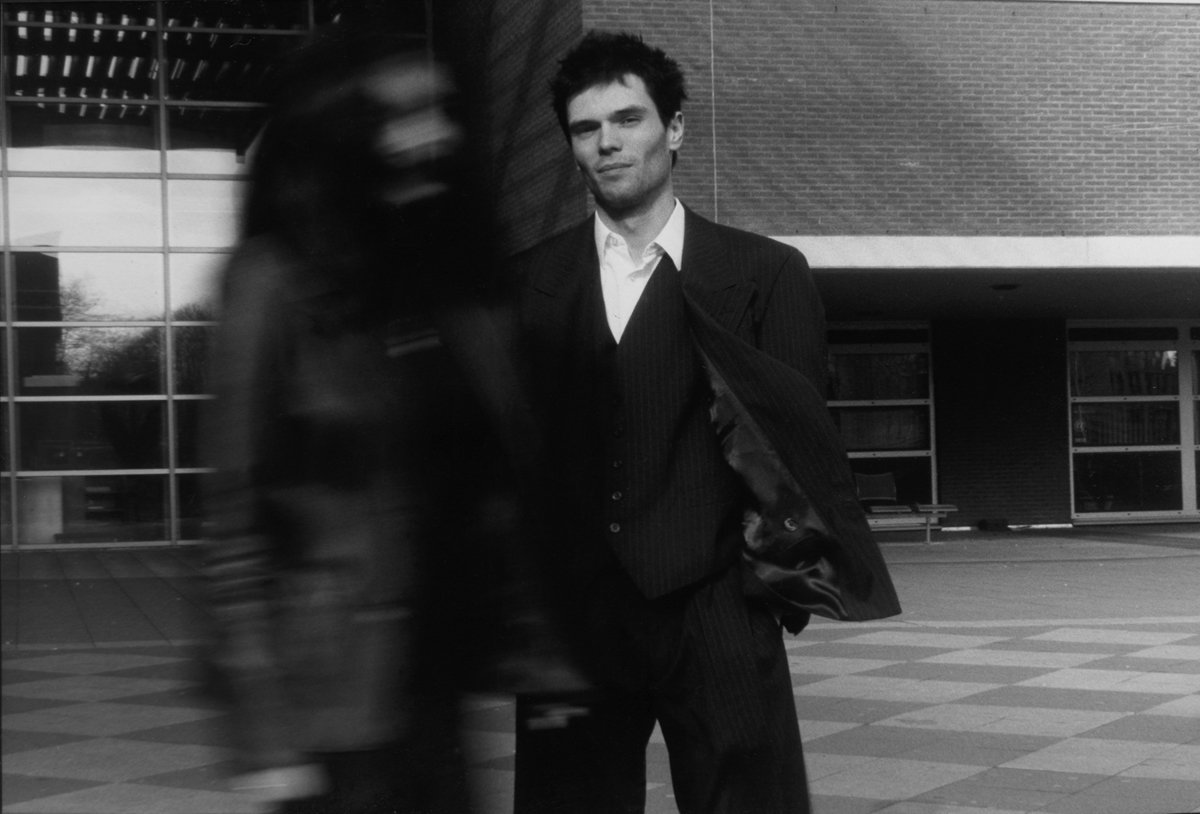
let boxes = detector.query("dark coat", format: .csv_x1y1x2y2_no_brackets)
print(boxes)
201,236,531,771
514,207,900,627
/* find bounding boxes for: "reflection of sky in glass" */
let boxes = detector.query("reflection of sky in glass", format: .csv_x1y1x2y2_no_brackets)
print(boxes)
8,145,161,173
10,177,162,247
56,254,165,321
170,254,225,318
9,143,251,174
168,180,244,248
167,148,249,175
8,176,242,250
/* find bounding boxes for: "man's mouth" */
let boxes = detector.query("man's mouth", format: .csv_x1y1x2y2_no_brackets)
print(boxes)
597,163,632,174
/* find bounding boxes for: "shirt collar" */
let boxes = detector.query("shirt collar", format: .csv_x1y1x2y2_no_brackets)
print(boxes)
593,199,686,270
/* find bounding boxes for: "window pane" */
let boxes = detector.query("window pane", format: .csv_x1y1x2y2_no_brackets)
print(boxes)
177,472,203,540
2,5,157,27
832,406,930,452
167,180,243,248
161,2,312,33
1,477,11,545
169,253,224,319
16,326,165,395
18,401,166,470
15,252,164,321
1074,452,1182,512
167,107,266,174
1071,403,1179,447
1069,327,1178,342
828,328,928,344
1070,350,1179,397
6,103,161,172
2,407,9,469
1,331,8,398
829,353,929,400
9,177,163,247
163,29,302,102
174,400,203,468
850,458,932,505
15,474,167,545
3,6,159,100
173,327,213,395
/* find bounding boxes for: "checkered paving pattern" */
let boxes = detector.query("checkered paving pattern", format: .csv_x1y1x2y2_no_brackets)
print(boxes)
790,620,1200,814
4,619,1198,814
4,532,1199,813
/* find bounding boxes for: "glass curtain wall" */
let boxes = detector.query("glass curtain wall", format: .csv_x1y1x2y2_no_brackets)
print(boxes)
1,1,429,548
1068,323,1200,520
826,325,936,521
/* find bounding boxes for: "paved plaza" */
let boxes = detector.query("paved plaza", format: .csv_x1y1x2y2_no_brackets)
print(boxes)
3,525,1199,814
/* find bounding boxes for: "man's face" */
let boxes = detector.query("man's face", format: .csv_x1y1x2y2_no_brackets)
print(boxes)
566,74,683,219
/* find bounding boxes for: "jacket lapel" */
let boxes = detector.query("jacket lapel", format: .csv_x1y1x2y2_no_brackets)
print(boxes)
680,208,756,338
528,220,597,301
523,221,603,360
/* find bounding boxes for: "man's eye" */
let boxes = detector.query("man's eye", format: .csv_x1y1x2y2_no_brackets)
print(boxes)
621,116,641,126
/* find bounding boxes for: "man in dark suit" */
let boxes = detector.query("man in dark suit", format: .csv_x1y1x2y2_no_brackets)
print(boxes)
509,31,900,814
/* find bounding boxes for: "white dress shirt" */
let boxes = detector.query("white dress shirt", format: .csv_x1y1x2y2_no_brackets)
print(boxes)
594,200,686,342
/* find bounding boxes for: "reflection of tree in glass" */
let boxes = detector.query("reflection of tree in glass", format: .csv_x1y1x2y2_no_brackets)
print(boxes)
59,277,103,321
59,302,217,395
61,326,159,394
173,303,217,395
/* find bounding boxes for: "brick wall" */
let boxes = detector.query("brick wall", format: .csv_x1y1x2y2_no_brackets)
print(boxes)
583,0,1200,237
449,0,586,256
933,320,1072,526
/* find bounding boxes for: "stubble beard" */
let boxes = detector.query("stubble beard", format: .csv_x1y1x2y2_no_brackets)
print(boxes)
589,172,667,222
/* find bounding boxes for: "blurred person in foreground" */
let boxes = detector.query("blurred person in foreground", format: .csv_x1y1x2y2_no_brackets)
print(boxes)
508,31,901,813
201,26,582,814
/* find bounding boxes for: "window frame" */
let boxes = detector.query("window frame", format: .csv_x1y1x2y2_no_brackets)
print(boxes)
1067,320,1199,522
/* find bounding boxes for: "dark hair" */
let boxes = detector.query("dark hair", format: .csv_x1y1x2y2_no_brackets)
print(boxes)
239,25,491,313
241,27,426,246
550,31,687,139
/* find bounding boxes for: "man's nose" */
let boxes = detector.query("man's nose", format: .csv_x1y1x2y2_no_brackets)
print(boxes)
597,122,621,153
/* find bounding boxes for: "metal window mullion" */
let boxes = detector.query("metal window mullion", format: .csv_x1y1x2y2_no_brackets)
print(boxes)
1072,445,1183,454
14,468,171,478
1068,340,1181,349
150,0,183,545
829,399,931,408
15,394,167,403
1071,395,1181,403
1178,323,1198,512
2,14,16,548
927,339,939,504
828,344,929,355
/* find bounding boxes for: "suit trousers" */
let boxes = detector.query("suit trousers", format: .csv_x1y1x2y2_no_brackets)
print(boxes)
514,560,810,814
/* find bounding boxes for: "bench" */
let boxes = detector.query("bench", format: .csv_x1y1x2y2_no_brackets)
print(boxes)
866,503,959,543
